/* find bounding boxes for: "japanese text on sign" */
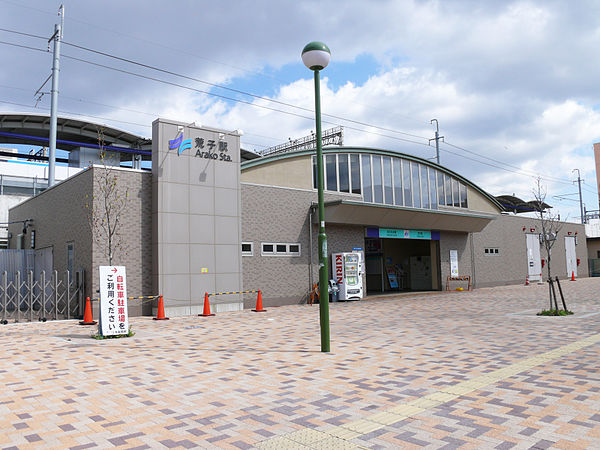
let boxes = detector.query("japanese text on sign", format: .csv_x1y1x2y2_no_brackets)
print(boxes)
99,266,129,336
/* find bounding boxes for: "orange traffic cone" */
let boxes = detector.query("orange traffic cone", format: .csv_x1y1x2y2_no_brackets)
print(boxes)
524,276,530,286
570,271,576,281
252,290,266,312
153,295,169,320
199,292,215,317
79,297,97,325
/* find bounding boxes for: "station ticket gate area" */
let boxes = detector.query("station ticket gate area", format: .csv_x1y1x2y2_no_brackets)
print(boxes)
364,237,440,294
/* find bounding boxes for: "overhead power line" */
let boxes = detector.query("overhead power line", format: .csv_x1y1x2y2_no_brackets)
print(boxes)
0,27,430,142
60,40,431,142
0,39,47,53
56,52,431,148
1,30,597,194
0,27,48,41
442,140,574,185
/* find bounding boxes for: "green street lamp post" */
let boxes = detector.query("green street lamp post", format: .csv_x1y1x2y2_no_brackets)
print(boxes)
302,41,331,353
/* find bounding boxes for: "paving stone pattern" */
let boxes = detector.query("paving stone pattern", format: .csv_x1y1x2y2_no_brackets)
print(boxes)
1,279,599,449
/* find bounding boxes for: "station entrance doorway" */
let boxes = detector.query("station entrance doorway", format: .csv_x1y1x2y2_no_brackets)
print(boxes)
364,229,440,294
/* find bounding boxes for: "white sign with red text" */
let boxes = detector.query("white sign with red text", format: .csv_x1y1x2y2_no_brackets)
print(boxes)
99,266,128,336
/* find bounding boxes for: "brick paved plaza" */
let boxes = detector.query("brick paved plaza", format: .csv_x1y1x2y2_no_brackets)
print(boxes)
1,279,599,449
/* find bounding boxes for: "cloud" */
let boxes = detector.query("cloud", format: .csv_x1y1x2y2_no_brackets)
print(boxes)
1,0,600,221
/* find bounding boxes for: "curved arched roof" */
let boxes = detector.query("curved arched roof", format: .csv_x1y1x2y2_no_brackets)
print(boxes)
241,146,503,210
0,112,261,161
0,112,151,151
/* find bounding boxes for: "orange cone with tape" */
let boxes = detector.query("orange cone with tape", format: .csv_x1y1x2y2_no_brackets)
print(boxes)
524,276,529,286
252,290,266,312
79,297,97,325
570,271,576,281
153,295,169,320
199,292,215,317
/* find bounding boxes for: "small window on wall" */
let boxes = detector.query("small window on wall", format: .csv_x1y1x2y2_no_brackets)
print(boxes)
241,242,253,256
338,154,350,193
261,242,301,256
459,183,468,208
67,242,74,277
350,154,361,194
484,248,499,255
326,154,338,191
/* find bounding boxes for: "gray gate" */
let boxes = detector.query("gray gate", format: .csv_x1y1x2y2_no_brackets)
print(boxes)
0,269,85,323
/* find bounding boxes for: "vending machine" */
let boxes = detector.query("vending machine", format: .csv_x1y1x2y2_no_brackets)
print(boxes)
332,252,364,300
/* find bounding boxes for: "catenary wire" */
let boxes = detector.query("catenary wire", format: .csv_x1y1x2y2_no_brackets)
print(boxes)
0,38,597,195
0,26,433,141
442,140,574,184
0,27,48,41
2,98,597,195
61,40,430,142
58,52,432,148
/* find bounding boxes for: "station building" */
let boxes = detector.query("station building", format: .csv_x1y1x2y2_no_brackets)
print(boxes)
6,118,588,317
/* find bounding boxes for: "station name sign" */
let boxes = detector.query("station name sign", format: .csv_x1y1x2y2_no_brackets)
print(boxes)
169,132,233,162
365,227,440,240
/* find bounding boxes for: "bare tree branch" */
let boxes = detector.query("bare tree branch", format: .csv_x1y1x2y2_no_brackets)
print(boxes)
532,177,565,311
84,128,129,266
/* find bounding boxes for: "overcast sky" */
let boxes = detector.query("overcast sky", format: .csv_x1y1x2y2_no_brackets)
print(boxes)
1,0,600,222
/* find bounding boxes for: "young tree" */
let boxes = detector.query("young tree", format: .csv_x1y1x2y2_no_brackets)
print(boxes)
531,177,564,310
85,129,129,265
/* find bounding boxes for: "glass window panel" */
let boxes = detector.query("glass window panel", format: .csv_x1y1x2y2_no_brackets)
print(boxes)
460,183,468,208
383,157,393,205
436,172,444,206
361,155,372,202
452,178,460,207
420,165,430,209
276,244,287,253
338,154,349,193
429,168,438,210
412,162,421,208
393,158,403,206
402,159,412,207
444,174,452,206
372,155,383,203
326,154,337,191
312,155,317,189
350,154,361,194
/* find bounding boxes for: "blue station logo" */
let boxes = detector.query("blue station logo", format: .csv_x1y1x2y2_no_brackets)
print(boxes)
168,132,192,156
168,129,233,162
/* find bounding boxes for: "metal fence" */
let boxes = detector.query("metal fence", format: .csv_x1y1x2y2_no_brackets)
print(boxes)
0,269,85,323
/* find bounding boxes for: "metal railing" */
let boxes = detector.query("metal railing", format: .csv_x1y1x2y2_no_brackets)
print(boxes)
0,174,48,196
259,126,343,157
0,269,84,323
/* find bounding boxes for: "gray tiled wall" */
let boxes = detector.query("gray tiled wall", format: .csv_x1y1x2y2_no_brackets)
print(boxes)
241,183,365,307
152,119,242,315
9,167,153,316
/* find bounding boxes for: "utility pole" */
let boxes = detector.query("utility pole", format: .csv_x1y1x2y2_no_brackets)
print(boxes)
573,168,584,224
48,5,64,187
429,119,444,165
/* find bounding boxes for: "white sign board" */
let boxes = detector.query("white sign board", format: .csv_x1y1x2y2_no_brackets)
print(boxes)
449,250,459,277
99,266,128,336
